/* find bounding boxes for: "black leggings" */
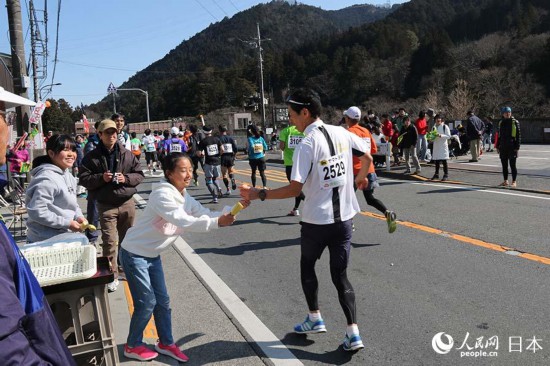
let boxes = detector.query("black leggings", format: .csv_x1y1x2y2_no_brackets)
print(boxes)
353,180,387,214
500,152,518,181
300,221,356,325
434,160,448,176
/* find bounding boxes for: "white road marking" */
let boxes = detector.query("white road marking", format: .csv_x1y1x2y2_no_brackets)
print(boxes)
173,237,303,366
413,182,550,200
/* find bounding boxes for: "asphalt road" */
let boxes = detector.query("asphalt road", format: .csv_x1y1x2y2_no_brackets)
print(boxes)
134,156,550,366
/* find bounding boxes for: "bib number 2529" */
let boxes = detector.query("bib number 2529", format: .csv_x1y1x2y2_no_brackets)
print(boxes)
323,161,345,180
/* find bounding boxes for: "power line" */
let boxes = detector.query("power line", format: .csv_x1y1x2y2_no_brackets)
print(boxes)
211,0,229,17
193,0,219,22
57,59,246,75
228,0,240,12
49,0,61,88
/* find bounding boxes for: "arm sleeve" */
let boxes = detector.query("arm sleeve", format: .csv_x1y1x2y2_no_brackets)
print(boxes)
78,155,106,190
26,177,71,229
123,154,145,187
150,190,220,232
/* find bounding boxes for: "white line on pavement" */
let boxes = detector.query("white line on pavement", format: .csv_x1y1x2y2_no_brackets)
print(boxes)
412,182,550,201
454,162,500,167
172,237,304,366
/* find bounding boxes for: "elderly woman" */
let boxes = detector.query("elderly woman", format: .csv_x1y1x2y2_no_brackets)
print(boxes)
120,152,247,362
25,134,86,243
430,114,451,182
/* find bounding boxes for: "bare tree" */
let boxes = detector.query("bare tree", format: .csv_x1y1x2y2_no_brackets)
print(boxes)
446,79,474,118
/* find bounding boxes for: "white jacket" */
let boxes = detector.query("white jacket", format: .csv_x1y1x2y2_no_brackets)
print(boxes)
121,179,225,258
432,123,451,160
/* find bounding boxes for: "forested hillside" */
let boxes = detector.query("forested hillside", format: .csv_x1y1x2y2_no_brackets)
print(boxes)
89,0,550,123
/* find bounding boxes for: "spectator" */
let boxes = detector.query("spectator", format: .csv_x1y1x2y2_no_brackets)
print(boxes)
25,135,86,243
74,134,86,197
483,117,494,152
466,110,484,162
120,153,240,362
415,110,428,161
431,114,451,181
399,116,421,175
83,121,101,244
79,119,145,292
112,113,131,150
0,101,76,366
496,107,520,188
8,140,30,187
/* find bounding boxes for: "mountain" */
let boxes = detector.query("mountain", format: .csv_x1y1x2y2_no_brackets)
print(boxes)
89,1,396,121
89,0,550,123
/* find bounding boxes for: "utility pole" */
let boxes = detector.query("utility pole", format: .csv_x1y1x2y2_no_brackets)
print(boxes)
29,0,39,102
256,23,267,130
6,0,31,136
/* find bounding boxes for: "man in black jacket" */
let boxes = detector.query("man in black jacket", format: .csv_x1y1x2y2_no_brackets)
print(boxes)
466,110,484,162
398,116,421,175
79,119,144,292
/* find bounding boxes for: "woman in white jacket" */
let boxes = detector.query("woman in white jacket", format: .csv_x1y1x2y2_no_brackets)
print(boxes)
431,115,451,181
120,152,243,363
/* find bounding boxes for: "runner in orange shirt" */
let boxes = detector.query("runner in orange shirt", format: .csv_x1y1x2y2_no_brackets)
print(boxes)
343,107,397,233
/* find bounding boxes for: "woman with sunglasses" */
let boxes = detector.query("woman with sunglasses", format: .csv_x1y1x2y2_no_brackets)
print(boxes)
25,134,86,243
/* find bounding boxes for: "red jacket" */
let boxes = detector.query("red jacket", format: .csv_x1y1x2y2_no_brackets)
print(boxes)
415,118,428,135
381,120,393,139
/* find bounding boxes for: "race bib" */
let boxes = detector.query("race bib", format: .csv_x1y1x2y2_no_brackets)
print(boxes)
317,153,347,190
170,143,182,153
253,143,263,154
206,144,219,156
131,142,141,152
146,144,156,152
288,135,303,149
223,143,233,153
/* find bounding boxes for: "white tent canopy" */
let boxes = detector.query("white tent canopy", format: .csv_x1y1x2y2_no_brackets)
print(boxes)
0,86,36,109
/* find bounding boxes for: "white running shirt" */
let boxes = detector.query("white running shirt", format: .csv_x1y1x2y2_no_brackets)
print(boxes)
291,120,368,225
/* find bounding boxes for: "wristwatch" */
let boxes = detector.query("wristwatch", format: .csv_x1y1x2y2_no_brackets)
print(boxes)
258,189,267,201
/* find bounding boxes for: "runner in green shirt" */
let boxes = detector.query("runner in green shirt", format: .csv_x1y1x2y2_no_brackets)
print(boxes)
130,132,143,161
279,125,305,216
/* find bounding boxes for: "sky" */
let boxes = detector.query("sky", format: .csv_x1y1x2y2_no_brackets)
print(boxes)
1,0,408,109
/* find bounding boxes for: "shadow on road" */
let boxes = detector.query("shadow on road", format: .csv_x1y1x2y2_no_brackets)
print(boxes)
280,333,355,365
194,238,298,256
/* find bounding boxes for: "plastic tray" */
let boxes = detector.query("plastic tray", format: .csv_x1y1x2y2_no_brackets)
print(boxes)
22,243,97,287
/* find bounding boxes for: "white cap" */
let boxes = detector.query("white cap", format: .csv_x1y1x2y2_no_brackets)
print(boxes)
344,106,361,120
170,126,179,135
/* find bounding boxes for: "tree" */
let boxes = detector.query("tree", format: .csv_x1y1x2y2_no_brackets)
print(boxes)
41,98,75,133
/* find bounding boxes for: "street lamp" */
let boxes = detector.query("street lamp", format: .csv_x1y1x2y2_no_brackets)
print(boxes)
117,88,151,126
39,83,62,100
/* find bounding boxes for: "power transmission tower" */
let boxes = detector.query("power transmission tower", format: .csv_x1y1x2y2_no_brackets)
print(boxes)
29,0,49,101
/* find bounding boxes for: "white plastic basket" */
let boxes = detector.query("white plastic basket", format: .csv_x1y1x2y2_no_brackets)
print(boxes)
22,244,97,287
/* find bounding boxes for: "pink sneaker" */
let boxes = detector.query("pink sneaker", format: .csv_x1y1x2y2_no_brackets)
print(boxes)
124,344,158,361
155,342,189,362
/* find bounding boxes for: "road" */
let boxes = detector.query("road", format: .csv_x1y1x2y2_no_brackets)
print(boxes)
133,153,550,366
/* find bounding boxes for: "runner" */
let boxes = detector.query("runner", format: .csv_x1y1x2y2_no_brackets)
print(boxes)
198,126,223,203
130,132,142,161
162,127,188,156
240,88,372,351
218,125,238,195
278,123,305,216
343,106,397,233
141,129,159,175
247,124,268,188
